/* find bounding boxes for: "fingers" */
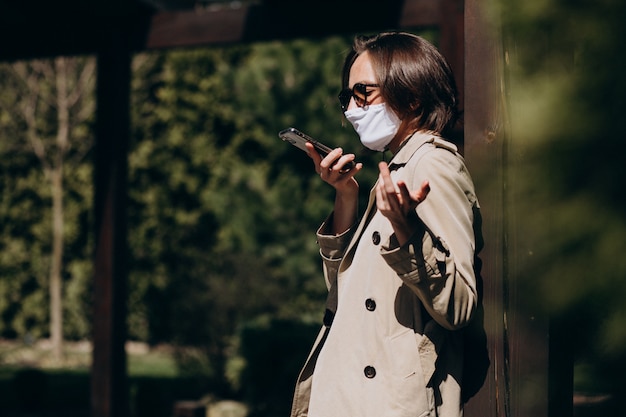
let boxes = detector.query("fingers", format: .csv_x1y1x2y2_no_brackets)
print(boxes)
416,180,430,203
377,162,430,214
305,143,323,171
397,181,412,204
322,159,361,183
321,148,352,173
308,144,361,192
377,162,401,211
312,145,356,176
378,162,396,193
378,162,399,200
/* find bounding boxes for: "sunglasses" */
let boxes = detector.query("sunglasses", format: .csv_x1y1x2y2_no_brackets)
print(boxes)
338,83,379,111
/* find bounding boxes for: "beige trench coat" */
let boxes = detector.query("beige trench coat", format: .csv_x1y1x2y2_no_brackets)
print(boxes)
290,131,481,417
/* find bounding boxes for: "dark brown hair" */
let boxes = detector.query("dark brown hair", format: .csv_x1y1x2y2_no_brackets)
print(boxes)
342,32,459,136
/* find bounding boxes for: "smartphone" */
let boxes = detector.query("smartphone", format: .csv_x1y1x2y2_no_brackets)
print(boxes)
278,127,356,172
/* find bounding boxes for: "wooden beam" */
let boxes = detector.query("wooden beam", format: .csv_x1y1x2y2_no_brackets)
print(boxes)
0,0,450,61
92,26,131,417
399,0,441,27
143,0,418,50
145,6,248,48
0,2,152,61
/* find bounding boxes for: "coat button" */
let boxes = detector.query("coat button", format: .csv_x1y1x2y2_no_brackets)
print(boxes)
364,366,376,379
372,231,381,245
365,298,376,311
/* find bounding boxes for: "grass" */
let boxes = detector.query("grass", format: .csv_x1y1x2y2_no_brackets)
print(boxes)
0,339,178,374
0,339,211,417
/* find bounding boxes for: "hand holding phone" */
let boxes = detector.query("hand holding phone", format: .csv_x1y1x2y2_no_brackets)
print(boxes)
279,127,356,173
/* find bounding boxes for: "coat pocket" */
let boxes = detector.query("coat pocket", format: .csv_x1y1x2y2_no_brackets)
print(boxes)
387,330,434,416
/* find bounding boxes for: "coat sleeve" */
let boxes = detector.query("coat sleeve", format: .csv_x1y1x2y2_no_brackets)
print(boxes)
315,213,357,291
381,148,479,330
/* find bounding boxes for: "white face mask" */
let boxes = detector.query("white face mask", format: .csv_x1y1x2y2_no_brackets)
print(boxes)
344,103,401,152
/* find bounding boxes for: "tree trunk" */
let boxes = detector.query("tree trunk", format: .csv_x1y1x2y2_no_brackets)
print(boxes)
50,168,64,361
50,56,70,361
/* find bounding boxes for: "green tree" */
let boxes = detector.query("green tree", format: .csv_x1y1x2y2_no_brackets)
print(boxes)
0,56,95,357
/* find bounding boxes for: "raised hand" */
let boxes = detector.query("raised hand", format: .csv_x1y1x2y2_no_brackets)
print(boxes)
376,161,430,245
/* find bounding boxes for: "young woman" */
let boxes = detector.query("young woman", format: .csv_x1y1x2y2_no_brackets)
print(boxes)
291,32,484,417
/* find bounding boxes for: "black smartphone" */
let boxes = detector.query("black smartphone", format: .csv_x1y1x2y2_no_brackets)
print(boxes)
278,127,355,172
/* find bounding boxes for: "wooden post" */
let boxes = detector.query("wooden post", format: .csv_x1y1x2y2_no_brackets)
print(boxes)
463,0,509,416
92,26,130,417
464,1,557,416
439,0,465,111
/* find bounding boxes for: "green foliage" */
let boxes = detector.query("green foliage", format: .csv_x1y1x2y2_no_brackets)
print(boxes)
0,58,95,340
127,38,359,341
125,37,383,392
0,164,49,338
500,0,626,396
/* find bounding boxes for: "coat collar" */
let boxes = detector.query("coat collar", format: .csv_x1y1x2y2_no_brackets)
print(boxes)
388,130,457,169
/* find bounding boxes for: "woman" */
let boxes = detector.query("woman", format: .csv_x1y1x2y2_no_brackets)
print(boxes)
291,32,484,417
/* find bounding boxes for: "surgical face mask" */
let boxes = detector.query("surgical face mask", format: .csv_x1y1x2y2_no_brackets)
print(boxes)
344,103,401,152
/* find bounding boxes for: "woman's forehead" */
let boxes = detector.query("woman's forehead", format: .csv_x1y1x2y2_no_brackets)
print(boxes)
349,52,377,87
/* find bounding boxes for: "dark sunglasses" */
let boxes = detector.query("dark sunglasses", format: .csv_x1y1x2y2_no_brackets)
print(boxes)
338,83,379,111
